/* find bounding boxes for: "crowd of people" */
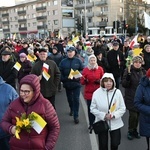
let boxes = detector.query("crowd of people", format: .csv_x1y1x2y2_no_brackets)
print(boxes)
0,34,150,150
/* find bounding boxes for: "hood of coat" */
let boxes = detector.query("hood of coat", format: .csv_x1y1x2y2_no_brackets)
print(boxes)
19,74,41,105
0,76,5,85
139,75,150,87
100,73,116,89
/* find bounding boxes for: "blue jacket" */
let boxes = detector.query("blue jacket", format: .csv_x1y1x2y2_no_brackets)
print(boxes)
134,76,150,137
0,77,18,139
59,56,84,89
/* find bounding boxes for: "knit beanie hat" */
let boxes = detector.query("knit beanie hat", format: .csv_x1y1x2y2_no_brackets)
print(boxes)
19,53,27,58
146,68,150,78
19,74,41,103
132,55,143,63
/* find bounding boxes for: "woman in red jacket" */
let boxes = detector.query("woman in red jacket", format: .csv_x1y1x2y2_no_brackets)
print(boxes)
1,74,60,150
80,54,104,133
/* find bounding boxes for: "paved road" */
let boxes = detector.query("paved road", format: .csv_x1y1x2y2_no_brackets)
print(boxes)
54,87,147,150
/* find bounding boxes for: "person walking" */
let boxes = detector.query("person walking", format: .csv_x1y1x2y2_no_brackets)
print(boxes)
107,41,125,88
122,55,146,140
90,73,126,150
59,46,84,124
31,48,61,108
134,68,150,150
0,76,19,150
1,74,60,150
80,54,104,133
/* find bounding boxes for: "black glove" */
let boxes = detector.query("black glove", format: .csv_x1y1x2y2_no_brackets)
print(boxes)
84,79,89,84
94,80,100,84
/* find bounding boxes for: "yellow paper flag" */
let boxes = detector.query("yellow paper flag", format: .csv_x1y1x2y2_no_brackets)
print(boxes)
72,70,82,79
68,69,74,79
31,112,47,134
13,62,21,71
68,41,73,46
27,54,37,62
72,36,79,44
109,102,116,113
133,48,142,56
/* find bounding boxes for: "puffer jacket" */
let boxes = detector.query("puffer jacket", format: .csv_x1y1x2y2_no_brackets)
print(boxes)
134,76,150,137
80,66,104,100
1,74,60,150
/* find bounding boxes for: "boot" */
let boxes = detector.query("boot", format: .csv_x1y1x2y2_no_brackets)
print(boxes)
133,129,140,139
127,131,134,140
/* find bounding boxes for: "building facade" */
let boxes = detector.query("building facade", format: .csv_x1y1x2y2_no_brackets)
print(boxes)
0,0,149,39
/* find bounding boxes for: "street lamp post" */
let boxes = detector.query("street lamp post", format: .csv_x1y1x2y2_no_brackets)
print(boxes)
84,0,87,36
135,10,138,34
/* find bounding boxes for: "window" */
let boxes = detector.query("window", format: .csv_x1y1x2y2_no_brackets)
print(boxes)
47,11,50,15
10,25,13,28
47,2,50,6
32,5,36,9
53,10,58,15
33,22,36,26
28,23,30,27
32,13,36,18
53,0,58,5
54,20,58,25
27,14,30,19
15,24,18,28
14,17,18,21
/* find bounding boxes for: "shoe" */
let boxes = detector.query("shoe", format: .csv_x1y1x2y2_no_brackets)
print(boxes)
74,118,79,124
69,110,73,116
127,131,134,140
133,130,140,139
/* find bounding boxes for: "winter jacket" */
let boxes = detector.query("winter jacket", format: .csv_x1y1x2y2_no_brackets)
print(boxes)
142,50,150,71
1,74,60,150
31,59,61,97
18,59,32,83
134,76,150,137
90,73,126,131
59,56,84,89
0,59,18,89
107,49,125,77
122,65,146,111
0,77,18,139
80,66,104,100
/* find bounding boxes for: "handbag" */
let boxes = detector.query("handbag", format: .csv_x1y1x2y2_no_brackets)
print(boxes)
93,89,117,134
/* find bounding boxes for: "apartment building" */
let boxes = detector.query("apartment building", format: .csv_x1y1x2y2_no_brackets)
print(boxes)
0,0,149,39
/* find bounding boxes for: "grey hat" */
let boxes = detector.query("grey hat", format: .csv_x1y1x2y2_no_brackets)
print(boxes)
1,50,11,55
39,48,48,53
113,41,119,46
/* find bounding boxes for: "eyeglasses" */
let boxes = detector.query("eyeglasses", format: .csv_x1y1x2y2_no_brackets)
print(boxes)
20,89,33,95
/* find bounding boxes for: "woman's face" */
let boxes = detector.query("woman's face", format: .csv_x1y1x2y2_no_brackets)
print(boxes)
103,78,113,90
145,46,150,53
133,61,142,69
89,57,96,66
20,84,34,103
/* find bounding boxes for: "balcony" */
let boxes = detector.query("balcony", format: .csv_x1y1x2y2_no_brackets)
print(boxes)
94,0,108,6
3,28,10,32
95,11,108,17
75,2,93,9
2,20,9,25
18,10,26,15
36,16,47,21
2,13,9,17
86,12,94,17
18,18,27,23
37,25,47,30
19,27,27,31
96,21,107,27
88,22,94,27
36,6,46,11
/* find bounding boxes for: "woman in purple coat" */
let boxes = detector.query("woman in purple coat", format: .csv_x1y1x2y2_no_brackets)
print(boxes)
1,74,60,150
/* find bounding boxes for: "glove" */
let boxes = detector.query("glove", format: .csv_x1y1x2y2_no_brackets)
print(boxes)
94,80,100,84
84,79,89,84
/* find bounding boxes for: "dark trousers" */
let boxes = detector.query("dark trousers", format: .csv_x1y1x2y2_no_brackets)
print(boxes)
114,76,120,89
128,110,139,131
45,95,56,109
86,100,95,127
0,136,10,150
65,87,81,119
98,128,121,150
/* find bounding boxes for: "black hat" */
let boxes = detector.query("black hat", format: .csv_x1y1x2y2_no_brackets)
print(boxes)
112,41,119,46
39,48,48,53
1,50,11,55
67,46,76,52
52,46,58,51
